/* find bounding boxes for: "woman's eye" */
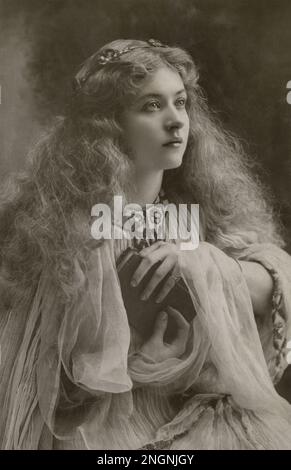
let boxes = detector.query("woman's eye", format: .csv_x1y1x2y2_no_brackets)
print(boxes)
176,97,187,108
143,101,160,112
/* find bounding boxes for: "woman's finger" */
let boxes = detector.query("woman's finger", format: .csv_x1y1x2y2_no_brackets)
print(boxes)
155,270,180,303
166,306,190,354
140,257,175,300
131,244,174,287
151,311,168,342
139,241,166,257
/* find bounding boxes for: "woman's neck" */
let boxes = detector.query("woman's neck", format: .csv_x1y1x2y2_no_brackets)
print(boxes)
132,170,163,206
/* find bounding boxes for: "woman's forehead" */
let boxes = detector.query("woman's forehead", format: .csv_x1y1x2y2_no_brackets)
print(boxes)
137,66,186,97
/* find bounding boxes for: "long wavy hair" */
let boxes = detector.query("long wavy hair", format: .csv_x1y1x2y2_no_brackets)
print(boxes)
0,39,284,302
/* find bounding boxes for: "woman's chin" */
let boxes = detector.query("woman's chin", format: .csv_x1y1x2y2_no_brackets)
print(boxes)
162,156,183,170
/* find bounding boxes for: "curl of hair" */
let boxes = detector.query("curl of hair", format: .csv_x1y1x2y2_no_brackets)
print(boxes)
0,116,133,302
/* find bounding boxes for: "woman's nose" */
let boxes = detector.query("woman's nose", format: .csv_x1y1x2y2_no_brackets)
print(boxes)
164,107,184,131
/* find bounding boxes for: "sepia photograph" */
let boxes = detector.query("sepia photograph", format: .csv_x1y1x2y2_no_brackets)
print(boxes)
0,0,291,454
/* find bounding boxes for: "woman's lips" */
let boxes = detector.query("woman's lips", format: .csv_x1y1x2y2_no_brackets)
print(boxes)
163,138,183,147
163,142,183,148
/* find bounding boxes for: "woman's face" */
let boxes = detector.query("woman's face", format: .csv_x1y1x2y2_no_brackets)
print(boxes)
121,66,190,173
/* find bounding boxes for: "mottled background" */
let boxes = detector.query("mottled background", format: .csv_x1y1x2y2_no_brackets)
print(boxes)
0,0,291,399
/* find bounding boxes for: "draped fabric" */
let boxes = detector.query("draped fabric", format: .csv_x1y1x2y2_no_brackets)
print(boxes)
1,211,291,448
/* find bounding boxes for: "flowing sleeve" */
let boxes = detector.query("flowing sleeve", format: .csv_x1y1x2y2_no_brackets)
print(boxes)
175,243,291,416
0,239,133,449
37,239,133,441
238,243,291,384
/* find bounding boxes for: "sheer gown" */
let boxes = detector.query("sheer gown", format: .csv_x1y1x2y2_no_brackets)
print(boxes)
1,191,291,449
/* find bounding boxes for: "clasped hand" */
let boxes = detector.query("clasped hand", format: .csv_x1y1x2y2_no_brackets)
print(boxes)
130,241,190,361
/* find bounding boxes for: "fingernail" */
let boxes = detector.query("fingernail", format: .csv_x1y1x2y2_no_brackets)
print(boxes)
131,280,137,287
155,297,162,303
141,294,148,301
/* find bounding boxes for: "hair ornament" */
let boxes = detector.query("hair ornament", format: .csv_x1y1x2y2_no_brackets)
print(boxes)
74,39,169,91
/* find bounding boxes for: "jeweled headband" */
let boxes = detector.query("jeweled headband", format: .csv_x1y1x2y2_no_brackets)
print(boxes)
74,39,169,92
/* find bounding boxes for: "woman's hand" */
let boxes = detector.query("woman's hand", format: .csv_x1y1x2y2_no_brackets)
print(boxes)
139,306,190,362
130,241,181,302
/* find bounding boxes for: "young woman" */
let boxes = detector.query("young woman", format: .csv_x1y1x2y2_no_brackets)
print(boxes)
0,38,291,450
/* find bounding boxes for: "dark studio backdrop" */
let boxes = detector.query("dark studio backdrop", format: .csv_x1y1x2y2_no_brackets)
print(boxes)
0,0,291,399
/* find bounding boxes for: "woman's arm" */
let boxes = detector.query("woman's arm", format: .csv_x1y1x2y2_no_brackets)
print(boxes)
239,260,274,319
131,240,274,320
